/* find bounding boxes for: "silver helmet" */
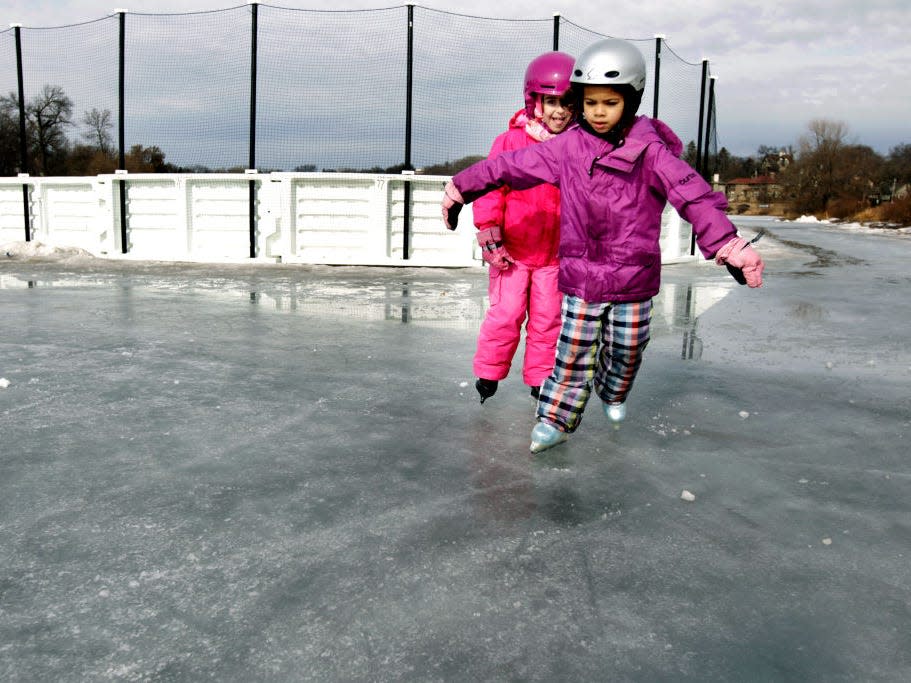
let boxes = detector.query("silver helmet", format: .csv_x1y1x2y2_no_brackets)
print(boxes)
570,38,647,92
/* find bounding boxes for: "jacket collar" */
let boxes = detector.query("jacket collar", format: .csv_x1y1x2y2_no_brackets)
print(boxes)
589,116,683,173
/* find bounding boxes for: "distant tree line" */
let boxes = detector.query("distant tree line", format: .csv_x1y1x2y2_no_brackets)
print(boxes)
688,119,911,223
0,85,491,178
3,86,910,223
0,85,182,176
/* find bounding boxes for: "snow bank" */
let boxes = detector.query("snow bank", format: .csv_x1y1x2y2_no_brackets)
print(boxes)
791,216,910,236
2,240,97,263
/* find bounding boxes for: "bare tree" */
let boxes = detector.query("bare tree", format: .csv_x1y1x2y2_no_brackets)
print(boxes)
0,93,21,175
779,119,858,213
81,107,114,156
882,144,911,197
27,84,73,174
125,144,169,172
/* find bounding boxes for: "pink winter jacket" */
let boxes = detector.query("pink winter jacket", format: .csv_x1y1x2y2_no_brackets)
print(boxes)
471,110,560,268
453,116,738,303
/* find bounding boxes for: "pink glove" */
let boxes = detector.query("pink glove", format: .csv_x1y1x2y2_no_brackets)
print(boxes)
476,226,515,270
441,181,464,231
715,236,764,288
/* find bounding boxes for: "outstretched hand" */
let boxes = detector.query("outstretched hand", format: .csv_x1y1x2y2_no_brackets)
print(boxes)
441,181,464,231
715,235,764,287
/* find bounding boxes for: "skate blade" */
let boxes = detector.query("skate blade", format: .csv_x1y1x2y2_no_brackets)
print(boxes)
529,433,568,453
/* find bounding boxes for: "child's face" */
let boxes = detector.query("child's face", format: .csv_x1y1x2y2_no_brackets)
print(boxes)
582,85,625,135
539,94,573,134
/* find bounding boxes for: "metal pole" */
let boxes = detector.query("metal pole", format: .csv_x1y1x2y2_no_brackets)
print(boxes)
248,0,259,258
13,24,31,241
692,75,716,256
117,11,129,253
652,35,662,119
404,4,413,172
552,13,560,51
702,76,716,180
402,4,414,260
118,10,128,253
248,1,258,172
117,12,126,172
695,59,708,176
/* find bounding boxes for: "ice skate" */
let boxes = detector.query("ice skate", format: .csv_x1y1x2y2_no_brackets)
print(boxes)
529,421,567,453
475,378,498,403
603,401,626,423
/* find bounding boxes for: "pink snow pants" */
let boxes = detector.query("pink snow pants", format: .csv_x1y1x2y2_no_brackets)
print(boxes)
473,262,562,387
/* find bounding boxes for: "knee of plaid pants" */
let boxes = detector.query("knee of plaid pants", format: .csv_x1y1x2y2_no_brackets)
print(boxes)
594,299,652,403
535,295,604,432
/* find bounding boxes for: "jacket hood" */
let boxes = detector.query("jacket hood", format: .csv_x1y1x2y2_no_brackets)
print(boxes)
508,109,527,129
583,116,684,176
631,116,683,157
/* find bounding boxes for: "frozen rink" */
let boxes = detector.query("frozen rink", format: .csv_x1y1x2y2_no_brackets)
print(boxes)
1,217,910,681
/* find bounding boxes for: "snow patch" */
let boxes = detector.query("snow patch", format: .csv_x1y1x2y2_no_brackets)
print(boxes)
2,240,97,262
789,216,911,235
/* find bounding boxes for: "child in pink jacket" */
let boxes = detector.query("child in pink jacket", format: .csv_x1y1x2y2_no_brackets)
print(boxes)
472,51,576,404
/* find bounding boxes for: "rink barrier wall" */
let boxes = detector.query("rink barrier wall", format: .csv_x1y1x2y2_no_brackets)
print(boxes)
0,173,695,267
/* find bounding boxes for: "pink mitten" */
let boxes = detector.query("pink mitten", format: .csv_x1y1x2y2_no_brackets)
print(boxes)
441,181,464,231
476,226,515,270
715,236,764,288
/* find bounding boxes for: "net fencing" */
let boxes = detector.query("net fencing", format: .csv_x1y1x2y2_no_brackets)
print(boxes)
126,8,250,172
0,28,18,175
1,5,717,177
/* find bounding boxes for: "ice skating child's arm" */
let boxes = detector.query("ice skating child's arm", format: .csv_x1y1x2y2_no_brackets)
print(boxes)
653,147,765,287
441,141,559,230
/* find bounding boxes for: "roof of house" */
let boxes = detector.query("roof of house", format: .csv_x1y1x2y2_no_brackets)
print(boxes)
725,175,778,185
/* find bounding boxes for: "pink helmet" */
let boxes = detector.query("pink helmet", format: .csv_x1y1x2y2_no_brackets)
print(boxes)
524,51,575,117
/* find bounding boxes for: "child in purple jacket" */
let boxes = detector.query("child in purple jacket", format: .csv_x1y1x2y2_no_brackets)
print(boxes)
442,38,764,453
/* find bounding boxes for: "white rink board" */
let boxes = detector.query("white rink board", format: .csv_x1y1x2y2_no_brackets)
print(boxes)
0,172,695,267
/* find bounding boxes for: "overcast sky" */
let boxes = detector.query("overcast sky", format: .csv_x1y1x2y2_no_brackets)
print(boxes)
3,0,909,158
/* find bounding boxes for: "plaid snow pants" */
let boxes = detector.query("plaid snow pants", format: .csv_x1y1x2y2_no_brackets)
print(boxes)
536,295,652,433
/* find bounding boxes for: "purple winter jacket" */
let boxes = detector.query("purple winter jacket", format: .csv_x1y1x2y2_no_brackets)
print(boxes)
452,115,738,303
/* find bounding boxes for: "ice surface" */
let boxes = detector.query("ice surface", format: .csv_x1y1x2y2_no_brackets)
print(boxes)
1,218,910,680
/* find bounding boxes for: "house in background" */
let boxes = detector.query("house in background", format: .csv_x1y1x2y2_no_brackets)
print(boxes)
714,174,790,216
710,149,794,216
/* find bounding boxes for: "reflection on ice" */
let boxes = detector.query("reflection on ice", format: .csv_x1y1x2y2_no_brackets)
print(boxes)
0,263,735,349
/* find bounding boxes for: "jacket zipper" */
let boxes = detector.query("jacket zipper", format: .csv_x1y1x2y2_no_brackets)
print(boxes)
588,155,602,177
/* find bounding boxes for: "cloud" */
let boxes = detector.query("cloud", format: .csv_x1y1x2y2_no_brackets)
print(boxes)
2,0,909,162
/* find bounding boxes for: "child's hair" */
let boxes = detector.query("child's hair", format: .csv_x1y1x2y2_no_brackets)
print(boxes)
569,39,647,138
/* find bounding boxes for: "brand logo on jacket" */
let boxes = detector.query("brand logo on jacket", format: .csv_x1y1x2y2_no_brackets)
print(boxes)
679,172,697,185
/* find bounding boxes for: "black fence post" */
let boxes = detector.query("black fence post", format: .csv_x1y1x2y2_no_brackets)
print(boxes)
248,0,259,259
695,59,708,176
13,24,31,242
402,4,414,260
702,76,716,181
693,75,716,256
652,35,662,118
117,10,128,254
552,13,560,50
